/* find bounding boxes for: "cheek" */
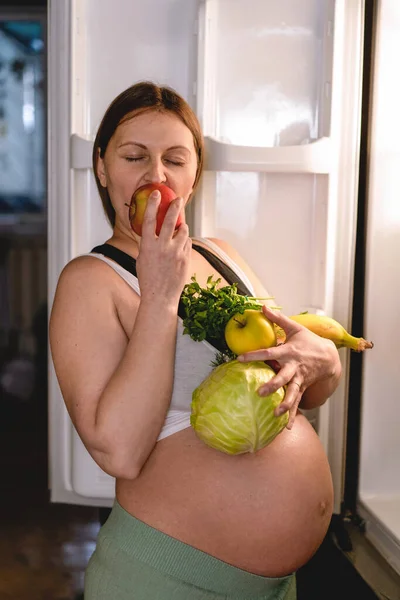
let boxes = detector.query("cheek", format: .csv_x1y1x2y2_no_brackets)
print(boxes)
178,166,198,198
107,164,138,196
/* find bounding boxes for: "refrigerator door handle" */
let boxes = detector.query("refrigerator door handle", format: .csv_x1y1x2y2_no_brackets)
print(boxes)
204,136,332,173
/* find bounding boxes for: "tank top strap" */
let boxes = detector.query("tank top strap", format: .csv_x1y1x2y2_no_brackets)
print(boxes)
87,244,140,294
91,244,138,276
191,237,255,297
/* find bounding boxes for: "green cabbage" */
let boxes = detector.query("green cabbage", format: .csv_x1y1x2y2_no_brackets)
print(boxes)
191,360,288,455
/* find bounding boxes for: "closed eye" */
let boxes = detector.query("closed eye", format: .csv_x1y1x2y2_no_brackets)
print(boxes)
124,156,185,167
125,157,144,162
165,159,185,167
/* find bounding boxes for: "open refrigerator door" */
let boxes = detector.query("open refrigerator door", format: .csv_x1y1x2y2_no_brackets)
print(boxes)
48,0,365,520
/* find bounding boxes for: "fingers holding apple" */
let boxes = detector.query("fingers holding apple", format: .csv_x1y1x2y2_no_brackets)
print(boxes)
128,182,183,236
158,197,187,242
261,305,304,340
225,308,303,429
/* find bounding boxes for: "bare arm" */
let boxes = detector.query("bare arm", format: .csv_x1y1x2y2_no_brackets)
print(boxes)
50,259,178,479
50,194,191,479
297,344,342,411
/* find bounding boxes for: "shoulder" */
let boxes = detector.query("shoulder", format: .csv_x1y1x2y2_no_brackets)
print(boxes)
60,253,111,277
52,255,106,305
206,238,246,265
51,255,112,317
51,254,132,323
56,254,120,294
205,237,272,299
205,237,254,282
50,254,136,351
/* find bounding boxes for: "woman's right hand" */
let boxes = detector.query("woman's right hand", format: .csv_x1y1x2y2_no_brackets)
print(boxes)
136,190,192,307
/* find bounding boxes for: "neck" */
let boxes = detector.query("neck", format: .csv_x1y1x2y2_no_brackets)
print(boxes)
107,228,140,259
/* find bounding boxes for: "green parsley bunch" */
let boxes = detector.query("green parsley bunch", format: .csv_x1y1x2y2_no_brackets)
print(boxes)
181,275,272,359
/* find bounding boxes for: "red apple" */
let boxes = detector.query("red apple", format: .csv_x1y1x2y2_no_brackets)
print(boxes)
128,183,182,236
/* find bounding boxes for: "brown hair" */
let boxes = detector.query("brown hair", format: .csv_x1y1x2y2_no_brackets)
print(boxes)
92,81,204,227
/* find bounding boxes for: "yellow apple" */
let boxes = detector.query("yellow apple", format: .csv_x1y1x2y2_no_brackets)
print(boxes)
224,309,277,355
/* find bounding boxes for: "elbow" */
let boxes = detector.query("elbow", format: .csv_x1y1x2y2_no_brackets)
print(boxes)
113,466,142,481
103,452,143,481
91,445,143,481
300,353,342,410
89,422,146,481
85,417,155,481
299,390,329,411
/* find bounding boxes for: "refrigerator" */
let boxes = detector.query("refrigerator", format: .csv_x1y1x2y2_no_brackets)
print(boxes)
47,0,400,593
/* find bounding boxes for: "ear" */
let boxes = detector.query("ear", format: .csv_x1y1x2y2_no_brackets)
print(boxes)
186,171,198,204
96,148,108,188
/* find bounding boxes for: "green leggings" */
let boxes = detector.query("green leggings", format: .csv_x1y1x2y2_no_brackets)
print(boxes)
85,501,296,599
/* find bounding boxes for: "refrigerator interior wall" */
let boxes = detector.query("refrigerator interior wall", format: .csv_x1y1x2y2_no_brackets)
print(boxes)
204,0,327,145
357,0,400,576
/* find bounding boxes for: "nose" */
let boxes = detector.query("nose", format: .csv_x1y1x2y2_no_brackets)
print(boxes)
143,157,167,184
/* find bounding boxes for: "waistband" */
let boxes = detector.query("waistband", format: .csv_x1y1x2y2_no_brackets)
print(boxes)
98,500,295,599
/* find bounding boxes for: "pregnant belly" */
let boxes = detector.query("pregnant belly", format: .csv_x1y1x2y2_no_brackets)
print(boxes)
117,414,333,577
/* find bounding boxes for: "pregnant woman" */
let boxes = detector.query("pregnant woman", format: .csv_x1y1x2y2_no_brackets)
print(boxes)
50,81,341,600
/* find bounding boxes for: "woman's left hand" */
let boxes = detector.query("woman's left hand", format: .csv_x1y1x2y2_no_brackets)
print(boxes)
237,305,341,429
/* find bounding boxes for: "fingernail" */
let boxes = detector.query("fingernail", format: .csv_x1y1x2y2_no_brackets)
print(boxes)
237,355,244,362
276,406,285,416
150,190,161,199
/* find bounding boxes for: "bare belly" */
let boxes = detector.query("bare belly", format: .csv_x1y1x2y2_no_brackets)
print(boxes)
116,414,333,577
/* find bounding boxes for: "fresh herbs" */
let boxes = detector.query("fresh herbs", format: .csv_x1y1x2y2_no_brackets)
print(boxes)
210,350,235,368
181,275,272,358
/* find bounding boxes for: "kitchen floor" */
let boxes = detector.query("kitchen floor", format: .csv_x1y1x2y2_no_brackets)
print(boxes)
0,396,381,600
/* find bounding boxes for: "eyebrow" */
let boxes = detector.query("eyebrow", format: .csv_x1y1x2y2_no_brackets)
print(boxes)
117,141,191,153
